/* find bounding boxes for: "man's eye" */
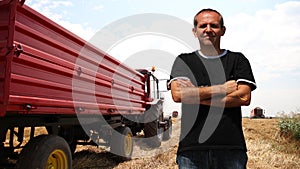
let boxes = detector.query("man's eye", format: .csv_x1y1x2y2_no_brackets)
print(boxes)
199,24,207,28
210,24,220,28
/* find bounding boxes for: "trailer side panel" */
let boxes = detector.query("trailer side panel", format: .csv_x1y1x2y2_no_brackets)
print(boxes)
1,1,146,117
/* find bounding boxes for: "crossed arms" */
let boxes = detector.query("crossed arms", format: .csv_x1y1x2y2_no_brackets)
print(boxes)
170,79,252,108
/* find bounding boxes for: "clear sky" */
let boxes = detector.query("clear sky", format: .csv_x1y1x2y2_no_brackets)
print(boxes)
25,0,300,117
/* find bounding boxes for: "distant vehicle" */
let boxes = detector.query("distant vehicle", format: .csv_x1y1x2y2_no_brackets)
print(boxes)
250,107,265,118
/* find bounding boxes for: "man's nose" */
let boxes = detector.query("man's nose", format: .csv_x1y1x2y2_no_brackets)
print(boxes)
205,25,212,32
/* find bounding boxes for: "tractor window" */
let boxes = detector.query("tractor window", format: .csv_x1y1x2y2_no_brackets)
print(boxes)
150,76,158,99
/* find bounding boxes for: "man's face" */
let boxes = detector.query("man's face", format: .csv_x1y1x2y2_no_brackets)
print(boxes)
193,11,225,47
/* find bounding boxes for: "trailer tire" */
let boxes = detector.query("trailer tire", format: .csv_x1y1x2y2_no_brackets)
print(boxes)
144,103,163,148
110,126,133,160
16,135,72,169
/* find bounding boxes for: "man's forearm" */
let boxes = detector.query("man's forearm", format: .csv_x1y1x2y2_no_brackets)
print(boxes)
179,85,227,104
171,80,238,104
200,85,251,107
200,95,248,108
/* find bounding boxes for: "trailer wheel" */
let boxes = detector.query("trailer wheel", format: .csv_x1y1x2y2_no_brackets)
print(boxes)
110,126,133,160
163,118,172,141
16,135,72,169
144,103,163,148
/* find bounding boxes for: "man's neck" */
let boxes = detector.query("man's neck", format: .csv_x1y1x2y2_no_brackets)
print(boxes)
199,47,223,56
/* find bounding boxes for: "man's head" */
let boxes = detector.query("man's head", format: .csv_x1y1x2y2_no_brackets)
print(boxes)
193,9,224,28
192,9,226,53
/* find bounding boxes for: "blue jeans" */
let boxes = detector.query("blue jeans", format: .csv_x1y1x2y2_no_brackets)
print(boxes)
176,150,248,169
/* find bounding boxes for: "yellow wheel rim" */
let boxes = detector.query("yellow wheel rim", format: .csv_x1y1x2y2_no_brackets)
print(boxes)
124,133,133,156
46,149,68,169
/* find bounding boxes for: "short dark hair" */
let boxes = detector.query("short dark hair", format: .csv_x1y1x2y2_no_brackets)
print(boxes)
193,8,224,28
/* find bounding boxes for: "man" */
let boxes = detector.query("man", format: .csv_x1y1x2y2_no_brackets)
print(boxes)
169,9,256,169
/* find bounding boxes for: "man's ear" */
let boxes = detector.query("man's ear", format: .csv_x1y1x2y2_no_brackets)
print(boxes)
221,26,226,36
192,28,197,37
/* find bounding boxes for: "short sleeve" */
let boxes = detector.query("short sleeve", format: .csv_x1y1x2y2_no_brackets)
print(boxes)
170,55,190,79
235,55,257,91
168,55,191,89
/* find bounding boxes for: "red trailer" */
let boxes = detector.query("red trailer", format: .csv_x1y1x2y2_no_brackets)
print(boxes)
0,0,172,168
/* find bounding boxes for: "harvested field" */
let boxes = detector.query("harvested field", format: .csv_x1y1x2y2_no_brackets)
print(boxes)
2,118,299,168
73,118,300,169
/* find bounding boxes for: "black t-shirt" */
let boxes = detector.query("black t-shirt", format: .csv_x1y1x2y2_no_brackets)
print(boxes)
170,50,256,154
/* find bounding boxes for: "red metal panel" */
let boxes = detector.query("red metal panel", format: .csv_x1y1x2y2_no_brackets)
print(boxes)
0,1,147,116
8,95,145,113
0,0,20,116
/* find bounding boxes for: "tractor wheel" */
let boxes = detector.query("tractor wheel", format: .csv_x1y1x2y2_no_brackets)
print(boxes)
163,118,172,141
144,103,163,148
110,126,133,160
16,135,72,169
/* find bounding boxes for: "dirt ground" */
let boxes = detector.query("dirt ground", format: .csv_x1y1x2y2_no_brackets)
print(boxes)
73,118,181,169
2,118,299,168
72,118,300,169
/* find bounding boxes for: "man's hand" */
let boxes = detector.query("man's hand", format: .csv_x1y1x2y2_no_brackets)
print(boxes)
171,79,196,103
222,80,238,94
176,79,195,88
